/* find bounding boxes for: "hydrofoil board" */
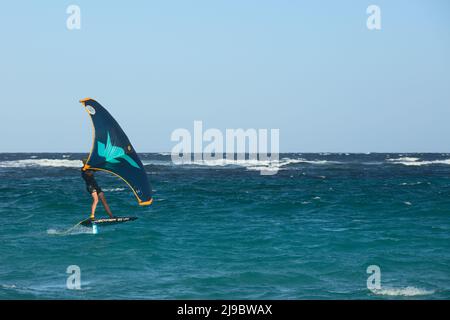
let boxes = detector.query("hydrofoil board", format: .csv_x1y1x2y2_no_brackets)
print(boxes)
80,216,138,227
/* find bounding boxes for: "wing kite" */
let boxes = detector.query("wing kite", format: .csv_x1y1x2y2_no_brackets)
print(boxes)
80,98,153,206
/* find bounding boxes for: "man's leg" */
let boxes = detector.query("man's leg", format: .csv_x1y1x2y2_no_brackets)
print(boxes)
90,192,99,219
98,192,114,218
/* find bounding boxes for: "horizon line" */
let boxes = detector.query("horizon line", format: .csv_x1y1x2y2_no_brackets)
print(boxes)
1,151,450,154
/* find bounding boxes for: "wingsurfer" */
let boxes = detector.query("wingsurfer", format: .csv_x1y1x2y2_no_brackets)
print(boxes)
81,158,114,220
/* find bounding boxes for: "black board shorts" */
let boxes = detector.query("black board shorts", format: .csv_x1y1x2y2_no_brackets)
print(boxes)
86,184,102,194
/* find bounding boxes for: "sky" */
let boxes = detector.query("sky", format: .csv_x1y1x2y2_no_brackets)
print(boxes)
0,0,449,152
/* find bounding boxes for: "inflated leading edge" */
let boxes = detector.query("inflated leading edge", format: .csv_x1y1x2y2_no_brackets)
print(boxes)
80,98,153,206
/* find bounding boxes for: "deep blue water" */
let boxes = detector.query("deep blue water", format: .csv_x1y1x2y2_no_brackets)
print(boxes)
1,153,449,299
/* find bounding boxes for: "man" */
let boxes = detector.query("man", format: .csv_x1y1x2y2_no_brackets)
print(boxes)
81,158,114,220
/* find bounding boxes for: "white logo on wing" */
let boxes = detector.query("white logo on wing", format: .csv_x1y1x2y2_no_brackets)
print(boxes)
86,106,96,115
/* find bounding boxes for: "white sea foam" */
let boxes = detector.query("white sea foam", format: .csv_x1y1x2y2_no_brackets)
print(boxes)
400,182,429,186
0,159,82,168
372,286,434,297
142,160,173,166
143,156,339,171
102,188,125,192
387,157,421,163
246,166,282,172
387,157,450,166
47,225,93,235
407,159,450,166
168,157,338,172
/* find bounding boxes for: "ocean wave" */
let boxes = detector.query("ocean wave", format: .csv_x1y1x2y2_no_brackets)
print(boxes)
387,157,421,163
1,284,17,289
142,160,174,166
148,157,339,171
372,286,434,297
190,158,334,171
387,157,450,166
0,159,82,168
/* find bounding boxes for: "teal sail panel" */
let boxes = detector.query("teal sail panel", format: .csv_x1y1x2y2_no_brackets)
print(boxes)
80,98,153,206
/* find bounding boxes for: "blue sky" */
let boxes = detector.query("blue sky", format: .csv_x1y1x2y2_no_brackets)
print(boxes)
0,1,449,152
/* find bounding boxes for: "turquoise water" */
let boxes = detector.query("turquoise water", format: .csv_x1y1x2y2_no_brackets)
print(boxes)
1,153,449,299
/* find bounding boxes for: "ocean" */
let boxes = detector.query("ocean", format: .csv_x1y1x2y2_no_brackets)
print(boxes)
0,153,449,299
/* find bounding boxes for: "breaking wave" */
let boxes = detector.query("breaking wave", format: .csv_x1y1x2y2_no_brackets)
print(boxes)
387,157,450,166
0,159,82,168
144,157,339,171
372,286,434,297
